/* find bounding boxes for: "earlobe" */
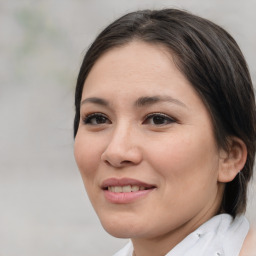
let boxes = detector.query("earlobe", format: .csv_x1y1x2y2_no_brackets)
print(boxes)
218,137,247,183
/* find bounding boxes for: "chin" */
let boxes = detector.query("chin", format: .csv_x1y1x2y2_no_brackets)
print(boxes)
99,214,143,238
102,222,137,238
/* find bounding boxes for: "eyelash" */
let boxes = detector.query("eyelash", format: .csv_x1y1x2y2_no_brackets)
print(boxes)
143,113,176,126
82,112,176,126
82,113,111,125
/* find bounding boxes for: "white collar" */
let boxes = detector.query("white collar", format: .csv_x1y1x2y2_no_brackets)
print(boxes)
113,214,249,256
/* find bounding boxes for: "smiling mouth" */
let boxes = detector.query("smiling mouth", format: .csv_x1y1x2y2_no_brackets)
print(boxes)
101,178,156,193
106,185,152,193
102,178,156,203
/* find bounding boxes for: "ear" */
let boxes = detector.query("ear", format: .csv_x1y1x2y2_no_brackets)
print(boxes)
218,137,247,183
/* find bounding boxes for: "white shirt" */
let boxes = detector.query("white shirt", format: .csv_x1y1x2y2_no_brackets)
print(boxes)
113,214,249,256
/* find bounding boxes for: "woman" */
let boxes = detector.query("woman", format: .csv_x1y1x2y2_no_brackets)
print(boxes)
73,9,256,256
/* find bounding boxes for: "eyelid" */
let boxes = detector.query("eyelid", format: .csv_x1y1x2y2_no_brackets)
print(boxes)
144,112,175,120
85,112,107,118
82,112,107,119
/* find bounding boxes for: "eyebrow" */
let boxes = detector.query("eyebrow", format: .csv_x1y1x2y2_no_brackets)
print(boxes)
80,97,109,106
80,95,187,108
135,96,187,108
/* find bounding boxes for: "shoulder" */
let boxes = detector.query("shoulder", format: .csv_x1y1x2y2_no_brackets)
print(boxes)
239,228,256,256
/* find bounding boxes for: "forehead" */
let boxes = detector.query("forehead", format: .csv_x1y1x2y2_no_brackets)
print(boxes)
82,41,189,96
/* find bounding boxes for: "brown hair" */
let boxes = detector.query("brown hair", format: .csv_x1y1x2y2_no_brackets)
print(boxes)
74,9,256,218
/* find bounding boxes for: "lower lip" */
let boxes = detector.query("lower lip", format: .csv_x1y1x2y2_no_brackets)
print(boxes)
103,189,155,204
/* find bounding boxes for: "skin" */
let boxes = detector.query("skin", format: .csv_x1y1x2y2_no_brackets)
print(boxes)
74,41,247,256
240,228,256,256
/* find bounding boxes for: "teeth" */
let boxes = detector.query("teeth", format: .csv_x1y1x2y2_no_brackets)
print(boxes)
123,185,132,193
131,185,139,192
114,186,122,193
107,185,147,193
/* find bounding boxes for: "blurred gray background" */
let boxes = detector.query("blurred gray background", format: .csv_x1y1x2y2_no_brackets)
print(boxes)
0,1,255,255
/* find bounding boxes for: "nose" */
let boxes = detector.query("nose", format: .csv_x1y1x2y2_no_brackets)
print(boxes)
101,124,143,168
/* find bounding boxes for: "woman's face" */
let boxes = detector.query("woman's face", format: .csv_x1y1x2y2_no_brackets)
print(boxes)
74,41,224,240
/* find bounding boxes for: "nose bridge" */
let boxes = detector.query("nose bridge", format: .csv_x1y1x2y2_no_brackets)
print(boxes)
101,119,142,167
112,120,133,145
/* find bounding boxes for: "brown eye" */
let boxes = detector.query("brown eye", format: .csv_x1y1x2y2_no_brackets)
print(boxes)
143,113,175,125
83,113,111,125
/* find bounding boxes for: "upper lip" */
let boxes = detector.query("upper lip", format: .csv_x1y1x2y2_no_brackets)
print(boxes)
101,178,156,189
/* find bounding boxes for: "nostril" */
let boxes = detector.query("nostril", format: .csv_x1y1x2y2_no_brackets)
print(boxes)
121,160,133,165
104,160,112,166
103,159,133,168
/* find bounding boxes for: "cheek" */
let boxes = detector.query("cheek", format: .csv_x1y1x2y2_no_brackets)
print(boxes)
145,130,219,188
74,131,102,178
